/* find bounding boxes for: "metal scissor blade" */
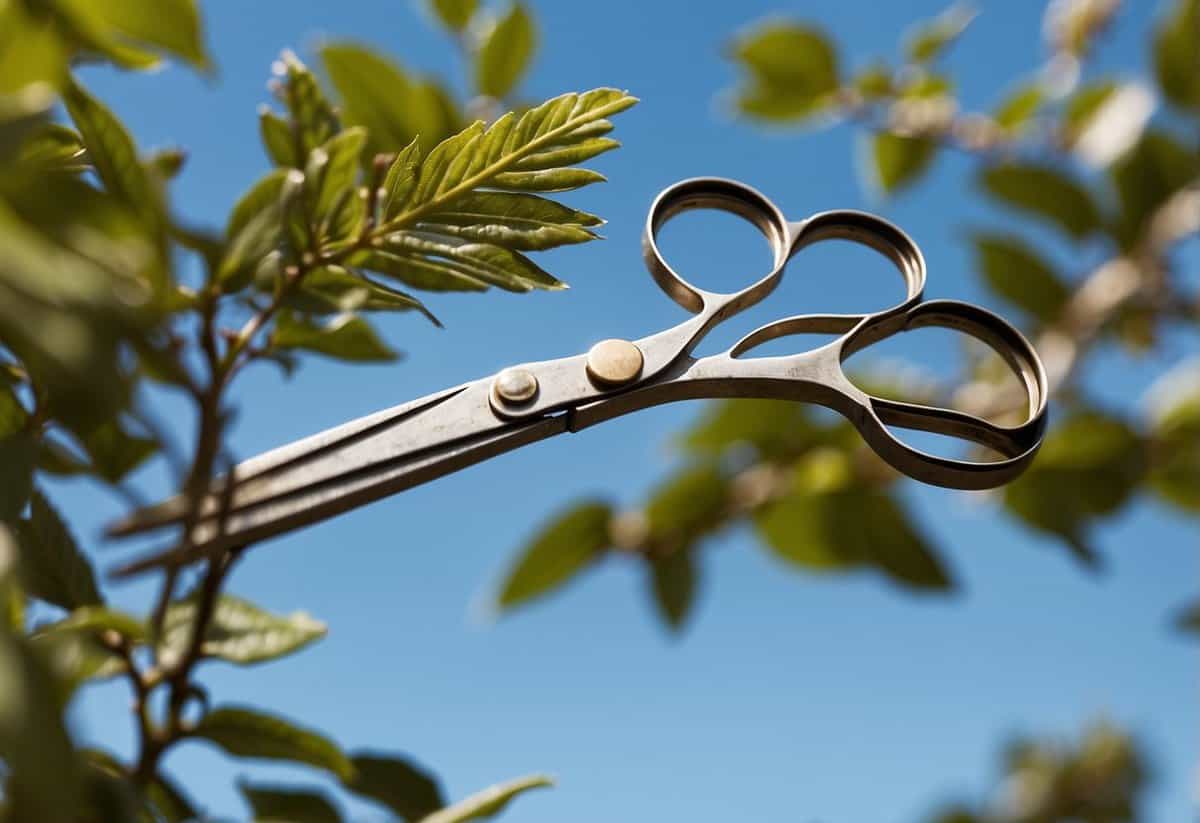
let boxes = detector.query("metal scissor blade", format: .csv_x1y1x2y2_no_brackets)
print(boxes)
109,381,567,574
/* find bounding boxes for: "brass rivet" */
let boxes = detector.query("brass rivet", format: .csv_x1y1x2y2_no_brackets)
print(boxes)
492,368,538,404
586,339,644,387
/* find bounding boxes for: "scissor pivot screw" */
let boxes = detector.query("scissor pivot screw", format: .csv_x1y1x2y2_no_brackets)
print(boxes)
492,368,539,405
586,339,644,387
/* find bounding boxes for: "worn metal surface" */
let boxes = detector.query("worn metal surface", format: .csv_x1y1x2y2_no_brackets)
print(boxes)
109,177,1048,573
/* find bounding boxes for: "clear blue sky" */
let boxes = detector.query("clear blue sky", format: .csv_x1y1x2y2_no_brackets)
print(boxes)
60,1,1196,820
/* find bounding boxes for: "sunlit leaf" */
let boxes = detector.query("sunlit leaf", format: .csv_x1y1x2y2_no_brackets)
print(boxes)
729,22,840,122
92,0,210,70
475,3,537,99
429,0,478,31
993,83,1042,133
15,490,101,610
239,781,343,823
497,501,611,611
311,127,367,225
193,706,355,780
1068,82,1155,168
979,164,1102,240
0,5,68,96
905,4,976,63
1154,0,1200,111
272,312,399,362
291,266,440,326
870,132,936,194
159,593,327,668
345,752,445,821
971,234,1069,324
419,774,552,823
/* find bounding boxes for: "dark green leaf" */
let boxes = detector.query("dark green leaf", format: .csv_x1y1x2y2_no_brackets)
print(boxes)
193,706,355,779
228,169,289,241
1004,412,1144,563
429,0,478,31
1173,599,1200,636
159,593,326,668
1110,130,1199,249
1154,0,1200,111
145,772,198,823
28,626,125,690
650,549,696,630
345,752,445,821
645,463,728,541
979,164,1102,240
681,398,822,458
311,127,367,224
79,419,156,483
730,22,839,122
420,774,552,823
382,235,562,292
291,266,440,325
0,433,36,522
905,4,976,63
972,234,1069,323
475,3,537,99
15,490,101,610
278,52,340,157
870,132,936,194
239,781,342,823
352,249,489,292
272,312,399,362
497,501,611,611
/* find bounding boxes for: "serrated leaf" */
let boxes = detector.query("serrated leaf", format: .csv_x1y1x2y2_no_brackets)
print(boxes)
476,3,537,99
159,593,326,668
193,706,355,779
1154,0,1200,112
346,753,445,821
730,22,840,122
419,775,552,823
649,549,696,630
272,312,399,362
382,235,562,292
429,0,477,31
870,132,936,194
972,234,1069,323
497,501,610,611
383,138,422,219
291,266,440,325
239,781,342,823
0,433,36,522
420,191,600,250
16,490,101,610
260,109,299,168
979,164,1102,240
905,4,976,63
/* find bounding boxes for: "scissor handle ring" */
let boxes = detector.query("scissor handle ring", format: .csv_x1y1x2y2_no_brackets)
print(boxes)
642,177,792,316
852,299,1049,490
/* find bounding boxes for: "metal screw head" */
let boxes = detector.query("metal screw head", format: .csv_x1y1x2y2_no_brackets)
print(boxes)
586,339,644,387
492,368,539,404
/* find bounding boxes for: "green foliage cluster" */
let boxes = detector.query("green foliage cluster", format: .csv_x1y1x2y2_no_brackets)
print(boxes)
0,0,633,819
500,0,1200,641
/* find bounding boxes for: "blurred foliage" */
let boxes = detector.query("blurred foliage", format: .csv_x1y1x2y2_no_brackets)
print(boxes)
0,0,633,818
503,0,1200,643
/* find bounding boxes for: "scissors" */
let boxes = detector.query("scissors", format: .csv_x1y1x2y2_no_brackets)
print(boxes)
109,177,1048,574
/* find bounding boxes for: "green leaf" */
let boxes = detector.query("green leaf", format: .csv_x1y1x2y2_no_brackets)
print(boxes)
0,5,67,97
905,4,976,63
1109,130,1199,249
1061,81,1119,146
645,463,728,541
1173,599,1200,636
193,706,355,780
993,83,1043,133
681,398,823,459
277,52,340,158
756,487,951,589
47,606,146,643
219,171,298,287
1004,412,1144,563
1147,363,1200,512
228,169,289,241
376,88,634,293
0,433,36,522
159,592,326,668
15,490,101,610
273,312,399,362
419,775,552,823
345,753,445,821
870,132,936,194
490,167,606,192
429,0,478,31
260,108,299,168
1154,0,1200,112
383,138,422,219
29,608,140,690
971,234,1069,324
978,164,1102,240
239,781,342,823
91,0,210,70
62,78,161,231
475,3,537,99
79,419,157,483
497,501,610,611
291,266,440,326
145,772,198,823
649,549,696,630
311,127,367,225
730,22,839,122
321,43,457,156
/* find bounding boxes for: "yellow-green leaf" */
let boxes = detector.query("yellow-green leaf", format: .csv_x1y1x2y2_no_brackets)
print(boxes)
497,501,611,611
193,706,355,780
272,313,399,362
869,132,937,194
978,164,1102,240
972,234,1069,323
158,593,326,668
475,3,537,99
419,775,552,823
